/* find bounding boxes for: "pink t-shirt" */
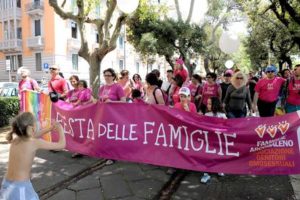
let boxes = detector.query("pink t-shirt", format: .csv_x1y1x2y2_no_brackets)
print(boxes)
201,83,219,105
174,68,188,82
48,75,68,94
286,79,300,105
18,78,38,91
98,83,125,102
172,86,180,104
174,102,197,113
188,83,202,103
255,77,285,102
78,88,92,103
66,89,81,103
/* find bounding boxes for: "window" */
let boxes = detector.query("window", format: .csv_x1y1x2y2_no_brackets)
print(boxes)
119,60,124,71
17,0,21,8
17,27,22,39
136,62,140,74
35,53,42,71
71,22,77,38
118,36,124,49
34,20,41,36
72,54,78,70
6,55,22,72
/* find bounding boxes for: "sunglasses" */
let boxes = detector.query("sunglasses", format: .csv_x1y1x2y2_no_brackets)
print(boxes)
266,71,275,73
49,68,58,70
236,77,244,80
206,76,212,79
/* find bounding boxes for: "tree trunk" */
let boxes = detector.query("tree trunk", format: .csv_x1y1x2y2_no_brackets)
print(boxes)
204,57,210,74
89,55,101,97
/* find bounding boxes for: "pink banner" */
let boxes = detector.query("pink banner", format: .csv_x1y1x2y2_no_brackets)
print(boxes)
48,100,300,175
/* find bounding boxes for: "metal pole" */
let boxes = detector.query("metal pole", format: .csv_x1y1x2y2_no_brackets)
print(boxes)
123,24,126,70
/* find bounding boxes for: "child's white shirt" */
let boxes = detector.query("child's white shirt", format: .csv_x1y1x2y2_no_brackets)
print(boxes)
205,112,227,119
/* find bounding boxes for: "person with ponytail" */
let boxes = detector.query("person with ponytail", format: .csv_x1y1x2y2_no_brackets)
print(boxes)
0,112,66,200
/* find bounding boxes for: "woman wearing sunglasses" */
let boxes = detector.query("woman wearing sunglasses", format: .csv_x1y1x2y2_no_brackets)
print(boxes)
224,71,252,118
252,65,285,117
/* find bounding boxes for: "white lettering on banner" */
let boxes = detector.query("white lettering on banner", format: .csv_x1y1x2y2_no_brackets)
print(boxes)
144,122,155,144
169,124,182,149
74,118,86,138
155,123,167,147
87,119,95,140
56,112,240,157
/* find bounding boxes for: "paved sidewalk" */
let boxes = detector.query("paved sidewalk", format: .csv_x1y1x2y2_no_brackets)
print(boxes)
0,127,299,200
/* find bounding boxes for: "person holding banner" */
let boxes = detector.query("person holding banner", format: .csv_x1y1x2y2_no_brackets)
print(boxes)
17,67,40,111
223,71,252,118
66,75,80,105
198,72,222,114
47,65,69,101
201,97,226,183
283,64,300,113
98,68,126,103
0,112,65,200
144,72,165,105
252,65,285,117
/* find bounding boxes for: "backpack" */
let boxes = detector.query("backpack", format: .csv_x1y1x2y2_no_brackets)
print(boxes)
153,87,169,106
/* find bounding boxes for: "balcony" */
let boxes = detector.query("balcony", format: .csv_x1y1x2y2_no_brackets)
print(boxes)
27,36,44,50
26,1,44,18
1,8,22,21
0,39,22,53
67,38,81,51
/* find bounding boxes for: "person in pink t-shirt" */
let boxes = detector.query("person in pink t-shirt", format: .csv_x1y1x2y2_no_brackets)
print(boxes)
132,73,144,97
171,74,184,105
66,75,80,104
174,87,196,113
174,58,188,83
284,64,300,113
98,68,126,102
199,72,222,114
71,80,93,107
253,65,285,117
188,74,202,109
47,65,68,100
18,67,40,92
118,70,132,100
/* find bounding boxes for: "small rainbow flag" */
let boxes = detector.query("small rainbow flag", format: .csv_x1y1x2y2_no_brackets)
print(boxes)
21,90,52,141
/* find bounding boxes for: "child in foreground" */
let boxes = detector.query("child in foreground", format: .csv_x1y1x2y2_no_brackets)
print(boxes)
201,97,226,183
0,112,66,200
174,87,197,113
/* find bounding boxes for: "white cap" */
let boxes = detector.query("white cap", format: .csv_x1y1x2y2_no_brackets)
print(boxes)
178,87,190,96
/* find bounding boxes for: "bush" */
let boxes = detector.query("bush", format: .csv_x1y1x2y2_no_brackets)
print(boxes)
0,97,19,127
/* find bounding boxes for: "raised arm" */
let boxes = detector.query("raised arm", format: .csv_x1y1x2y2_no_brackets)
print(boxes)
34,122,66,150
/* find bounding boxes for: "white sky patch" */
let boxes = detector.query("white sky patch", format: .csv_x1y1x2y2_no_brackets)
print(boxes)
166,0,208,24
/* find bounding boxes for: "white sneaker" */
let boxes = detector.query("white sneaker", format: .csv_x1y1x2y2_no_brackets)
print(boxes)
105,159,115,165
200,173,211,183
218,173,225,177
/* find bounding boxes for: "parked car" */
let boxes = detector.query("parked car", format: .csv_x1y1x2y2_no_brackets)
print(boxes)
0,87,18,97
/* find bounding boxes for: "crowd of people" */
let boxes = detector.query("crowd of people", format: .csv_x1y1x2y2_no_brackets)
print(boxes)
16,60,300,118
1,60,300,199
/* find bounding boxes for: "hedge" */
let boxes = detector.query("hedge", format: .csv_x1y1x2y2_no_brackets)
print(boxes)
0,97,19,127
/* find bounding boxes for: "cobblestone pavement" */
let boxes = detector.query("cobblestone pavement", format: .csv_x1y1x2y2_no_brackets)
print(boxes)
0,127,299,200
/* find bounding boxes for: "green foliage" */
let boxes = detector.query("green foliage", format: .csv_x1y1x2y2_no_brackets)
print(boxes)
127,1,206,73
0,97,19,127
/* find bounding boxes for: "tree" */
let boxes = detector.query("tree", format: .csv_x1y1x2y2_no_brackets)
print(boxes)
49,0,128,95
127,0,206,76
238,0,298,71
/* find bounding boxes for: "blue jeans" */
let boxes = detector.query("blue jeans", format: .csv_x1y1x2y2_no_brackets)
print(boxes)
285,103,300,113
227,110,246,118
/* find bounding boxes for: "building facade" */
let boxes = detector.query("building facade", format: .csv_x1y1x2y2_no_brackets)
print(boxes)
0,0,167,85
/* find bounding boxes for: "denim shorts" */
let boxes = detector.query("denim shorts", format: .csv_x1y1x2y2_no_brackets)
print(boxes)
0,178,39,200
285,103,300,113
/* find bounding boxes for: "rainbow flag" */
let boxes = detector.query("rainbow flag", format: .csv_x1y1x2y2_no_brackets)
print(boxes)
22,90,52,141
